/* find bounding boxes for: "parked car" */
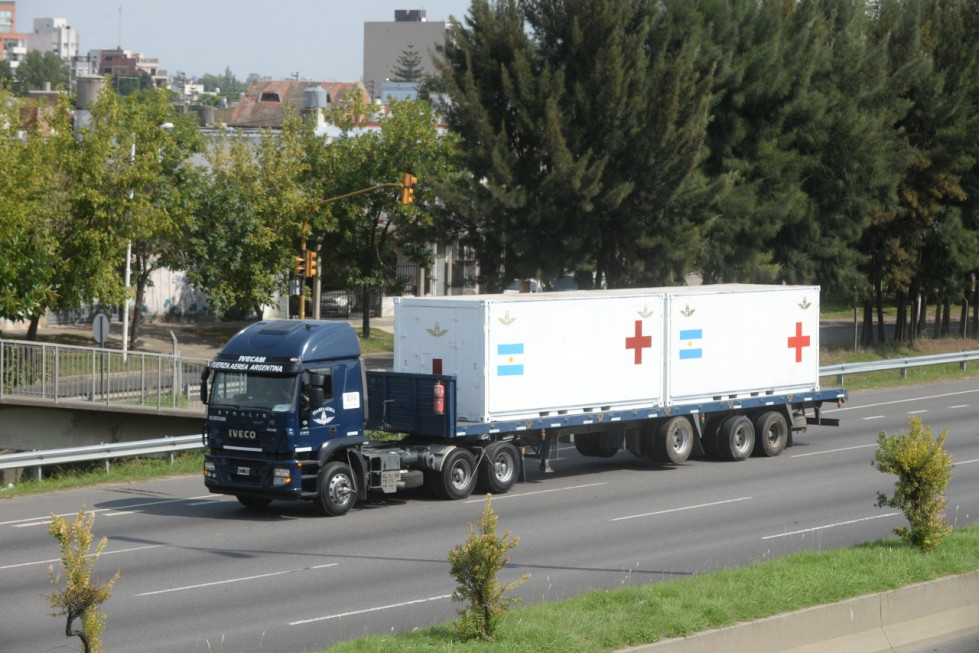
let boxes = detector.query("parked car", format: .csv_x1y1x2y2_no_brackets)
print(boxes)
321,289,354,317
504,278,546,294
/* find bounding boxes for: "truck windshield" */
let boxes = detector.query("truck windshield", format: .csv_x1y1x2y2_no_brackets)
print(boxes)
209,371,298,411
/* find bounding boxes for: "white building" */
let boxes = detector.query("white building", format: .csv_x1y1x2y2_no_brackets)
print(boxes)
26,17,78,60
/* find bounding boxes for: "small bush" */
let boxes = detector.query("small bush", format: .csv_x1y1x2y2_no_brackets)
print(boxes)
448,494,530,640
873,416,953,551
47,507,119,653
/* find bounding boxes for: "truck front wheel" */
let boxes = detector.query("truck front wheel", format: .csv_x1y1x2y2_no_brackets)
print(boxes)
315,461,356,516
477,442,521,494
430,448,478,500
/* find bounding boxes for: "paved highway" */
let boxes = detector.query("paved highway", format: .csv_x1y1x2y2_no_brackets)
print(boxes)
2,379,977,652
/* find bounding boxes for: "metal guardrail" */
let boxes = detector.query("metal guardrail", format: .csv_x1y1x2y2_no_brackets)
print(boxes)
0,435,201,480
819,350,979,384
2,349,977,477
0,338,209,413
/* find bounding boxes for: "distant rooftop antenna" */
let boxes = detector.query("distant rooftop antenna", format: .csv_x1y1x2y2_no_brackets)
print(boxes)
117,5,122,47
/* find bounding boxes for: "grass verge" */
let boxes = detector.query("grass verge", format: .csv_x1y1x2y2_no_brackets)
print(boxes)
0,451,203,499
327,524,979,653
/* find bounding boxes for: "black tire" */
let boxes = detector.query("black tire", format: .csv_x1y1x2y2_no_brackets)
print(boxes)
753,411,789,457
236,496,272,509
476,442,521,494
718,415,755,461
431,448,478,500
700,417,724,459
573,433,597,456
315,461,357,516
653,417,694,464
594,431,620,458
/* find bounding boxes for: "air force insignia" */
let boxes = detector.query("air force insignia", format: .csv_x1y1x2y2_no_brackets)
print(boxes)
312,406,336,426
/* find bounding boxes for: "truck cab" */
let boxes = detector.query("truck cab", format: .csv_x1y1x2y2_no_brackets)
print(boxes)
200,320,369,512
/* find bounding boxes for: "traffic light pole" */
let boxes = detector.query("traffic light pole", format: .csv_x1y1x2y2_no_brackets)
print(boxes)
297,177,415,320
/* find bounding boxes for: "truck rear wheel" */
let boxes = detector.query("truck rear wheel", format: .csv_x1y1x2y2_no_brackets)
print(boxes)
315,461,356,516
653,417,694,464
718,415,755,461
753,411,788,457
430,448,478,500
477,442,521,494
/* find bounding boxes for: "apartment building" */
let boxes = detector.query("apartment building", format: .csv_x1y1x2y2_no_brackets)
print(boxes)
363,9,448,100
0,2,27,67
26,16,78,59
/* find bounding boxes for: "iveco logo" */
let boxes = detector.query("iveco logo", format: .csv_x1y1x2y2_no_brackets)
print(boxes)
228,429,257,439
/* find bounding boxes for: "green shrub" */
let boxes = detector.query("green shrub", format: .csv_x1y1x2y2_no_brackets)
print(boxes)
47,507,119,653
448,494,530,640
873,416,953,551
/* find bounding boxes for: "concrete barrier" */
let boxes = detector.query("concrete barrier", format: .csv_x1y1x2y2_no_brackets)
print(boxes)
628,571,979,652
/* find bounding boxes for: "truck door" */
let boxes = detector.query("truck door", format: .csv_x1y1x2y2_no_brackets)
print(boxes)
301,364,358,441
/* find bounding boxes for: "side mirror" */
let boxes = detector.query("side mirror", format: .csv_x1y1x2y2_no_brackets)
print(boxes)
307,373,325,411
199,368,210,404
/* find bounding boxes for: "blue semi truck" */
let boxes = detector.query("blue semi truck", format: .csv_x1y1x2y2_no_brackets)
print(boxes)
201,286,846,516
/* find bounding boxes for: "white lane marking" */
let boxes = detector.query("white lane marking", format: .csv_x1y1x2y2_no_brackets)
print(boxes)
908,410,929,414
792,443,877,458
612,497,752,522
0,495,217,527
830,388,979,413
0,545,161,571
862,416,886,420
464,482,608,503
955,458,979,465
135,563,339,597
762,513,900,540
290,594,453,626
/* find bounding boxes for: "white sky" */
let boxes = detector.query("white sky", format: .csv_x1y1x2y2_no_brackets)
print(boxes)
18,1,472,82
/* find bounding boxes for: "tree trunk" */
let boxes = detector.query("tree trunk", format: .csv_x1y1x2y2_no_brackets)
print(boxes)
942,297,951,337
861,299,874,348
894,291,906,341
27,314,41,341
959,297,968,338
875,279,886,343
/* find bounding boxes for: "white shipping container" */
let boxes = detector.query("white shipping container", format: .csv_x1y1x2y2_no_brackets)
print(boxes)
393,284,821,423
663,285,820,403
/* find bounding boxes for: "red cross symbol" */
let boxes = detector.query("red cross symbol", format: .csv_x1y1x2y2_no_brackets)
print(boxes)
787,322,811,363
625,320,652,365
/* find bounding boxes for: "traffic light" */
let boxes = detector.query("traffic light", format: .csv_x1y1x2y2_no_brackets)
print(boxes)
293,256,305,277
400,172,417,205
304,250,318,277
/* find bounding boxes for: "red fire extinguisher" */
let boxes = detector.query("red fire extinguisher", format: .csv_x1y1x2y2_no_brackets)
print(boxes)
433,380,445,415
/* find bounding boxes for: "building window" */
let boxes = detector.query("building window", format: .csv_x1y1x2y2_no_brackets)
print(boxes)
0,10,12,33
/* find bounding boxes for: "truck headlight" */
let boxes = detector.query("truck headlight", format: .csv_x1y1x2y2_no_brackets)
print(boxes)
273,467,291,486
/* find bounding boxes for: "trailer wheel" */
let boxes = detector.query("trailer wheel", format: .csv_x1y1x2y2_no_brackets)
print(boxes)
315,461,356,516
477,442,521,494
236,496,272,509
718,415,755,461
753,411,788,457
654,417,694,464
574,433,597,456
431,448,478,500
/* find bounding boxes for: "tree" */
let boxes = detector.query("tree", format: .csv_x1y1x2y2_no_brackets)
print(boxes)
187,108,308,319
309,95,458,336
448,495,529,639
436,0,714,289
389,45,425,82
0,89,62,332
99,87,204,344
15,50,68,94
199,67,248,104
47,508,119,653
873,416,953,551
